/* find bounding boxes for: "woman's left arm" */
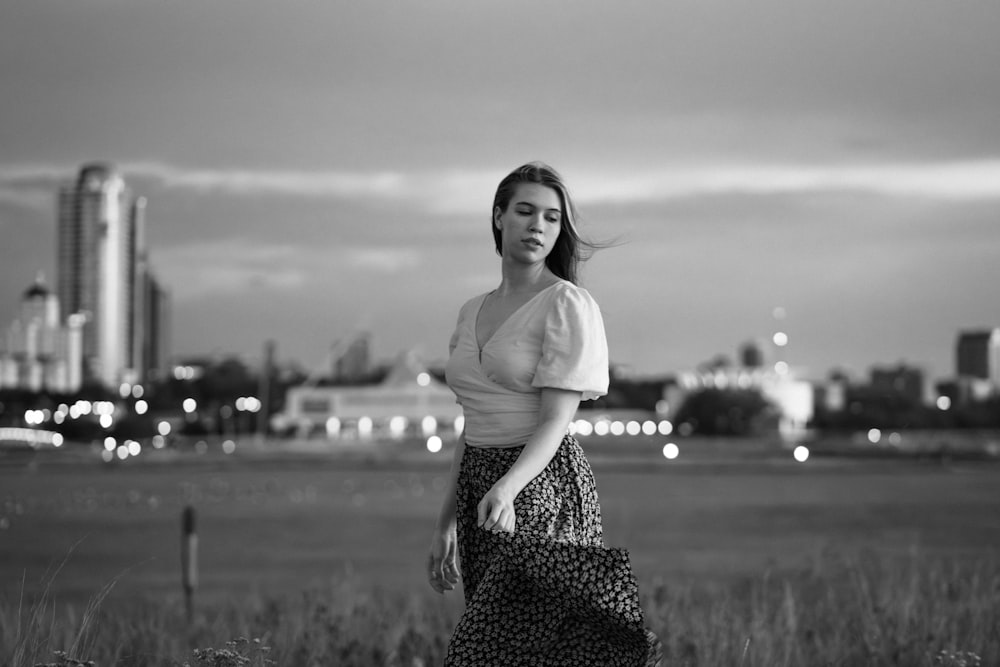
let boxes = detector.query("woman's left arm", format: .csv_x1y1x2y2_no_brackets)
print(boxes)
477,387,581,533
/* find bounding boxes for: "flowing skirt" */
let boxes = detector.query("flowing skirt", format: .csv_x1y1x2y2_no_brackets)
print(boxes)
446,436,662,667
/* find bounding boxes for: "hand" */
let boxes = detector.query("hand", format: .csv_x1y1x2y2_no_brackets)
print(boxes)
477,481,517,533
427,523,460,594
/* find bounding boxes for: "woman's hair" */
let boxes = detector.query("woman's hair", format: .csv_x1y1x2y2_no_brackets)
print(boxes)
491,161,599,285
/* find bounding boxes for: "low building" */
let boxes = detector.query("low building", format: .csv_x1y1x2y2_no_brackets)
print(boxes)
0,276,84,394
281,350,463,440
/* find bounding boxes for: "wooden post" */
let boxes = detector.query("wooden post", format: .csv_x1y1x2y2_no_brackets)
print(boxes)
181,505,198,622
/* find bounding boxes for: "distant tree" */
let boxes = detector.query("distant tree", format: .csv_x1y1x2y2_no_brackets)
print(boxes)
673,388,777,436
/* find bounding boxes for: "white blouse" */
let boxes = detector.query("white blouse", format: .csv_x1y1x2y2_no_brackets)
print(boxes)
444,280,609,447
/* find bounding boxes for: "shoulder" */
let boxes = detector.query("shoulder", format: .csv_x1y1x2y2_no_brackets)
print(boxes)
454,292,489,322
548,281,602,315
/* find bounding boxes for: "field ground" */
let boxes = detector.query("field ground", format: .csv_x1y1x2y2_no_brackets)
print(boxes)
2,434,998,612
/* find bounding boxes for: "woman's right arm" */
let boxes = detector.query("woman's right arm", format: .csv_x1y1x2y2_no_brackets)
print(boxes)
428,435,465,593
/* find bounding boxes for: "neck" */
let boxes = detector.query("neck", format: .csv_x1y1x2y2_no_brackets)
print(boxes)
496,259,556,297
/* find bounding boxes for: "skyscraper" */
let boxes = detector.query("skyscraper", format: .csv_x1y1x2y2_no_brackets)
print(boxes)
56,163,165,388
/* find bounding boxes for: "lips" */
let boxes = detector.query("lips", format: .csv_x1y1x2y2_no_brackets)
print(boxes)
522,238,543,247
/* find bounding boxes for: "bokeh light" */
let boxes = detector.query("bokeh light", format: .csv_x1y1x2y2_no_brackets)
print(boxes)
426,435,443,453
793,446,809,462
662,443,679,460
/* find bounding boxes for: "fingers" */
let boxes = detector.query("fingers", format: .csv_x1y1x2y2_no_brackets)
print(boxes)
428,542,461,594
477,498,516,533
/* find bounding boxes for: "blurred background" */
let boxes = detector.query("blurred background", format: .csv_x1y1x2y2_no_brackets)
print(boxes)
1,2,999,664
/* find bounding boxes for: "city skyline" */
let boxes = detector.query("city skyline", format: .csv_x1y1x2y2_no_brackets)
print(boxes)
2,2,1000,381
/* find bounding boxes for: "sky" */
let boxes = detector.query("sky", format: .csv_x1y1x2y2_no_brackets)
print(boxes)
1,0,999,382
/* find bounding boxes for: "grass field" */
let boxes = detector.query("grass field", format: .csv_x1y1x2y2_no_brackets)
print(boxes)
2,435,998,665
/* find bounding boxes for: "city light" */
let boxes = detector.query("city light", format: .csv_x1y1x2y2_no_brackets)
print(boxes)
157,421,171,436
222,439,236,454
417,372,431,387
326,417,341,437
134,399,148,415
610,421,625,436
104,437,116,451
421,416,437,436
657,420,673,436
593,420,610,436
99,414,113,429
642,420,657,436
183,398,197,413
662,443,679,460
389,416,407,437
774,361,789,375
116,445,128,460
52,433,63,447
426,435,443,453
793,445,809,462
625,421,641,436
453,415,465,435
868,428,882,444
888,432,902,446
132,385,144,399
152,435,166,449
936,396,952,410
773,332,789,347
358,416,373,438
127,440,141,456
654,399,669,414
574,419,594,437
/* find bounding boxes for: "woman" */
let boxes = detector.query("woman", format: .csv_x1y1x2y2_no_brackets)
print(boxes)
429,162,662,666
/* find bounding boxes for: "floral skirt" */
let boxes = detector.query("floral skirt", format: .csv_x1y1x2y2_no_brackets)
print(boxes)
446,436,662,667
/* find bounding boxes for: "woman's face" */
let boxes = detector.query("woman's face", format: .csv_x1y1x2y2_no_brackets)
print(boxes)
494,183,563,265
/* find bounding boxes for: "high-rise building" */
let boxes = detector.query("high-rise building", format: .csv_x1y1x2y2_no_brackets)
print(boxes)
56,163,167,389
956,329,1000,385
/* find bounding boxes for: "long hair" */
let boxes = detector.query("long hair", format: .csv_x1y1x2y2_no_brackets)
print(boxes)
491,162,599,285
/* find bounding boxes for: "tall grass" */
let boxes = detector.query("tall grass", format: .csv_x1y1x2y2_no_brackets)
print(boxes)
2,549,996,666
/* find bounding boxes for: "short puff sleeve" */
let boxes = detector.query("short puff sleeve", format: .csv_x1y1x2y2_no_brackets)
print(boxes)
531,286,609,401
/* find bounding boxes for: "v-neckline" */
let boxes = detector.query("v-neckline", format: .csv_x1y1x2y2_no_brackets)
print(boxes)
473,281,562,355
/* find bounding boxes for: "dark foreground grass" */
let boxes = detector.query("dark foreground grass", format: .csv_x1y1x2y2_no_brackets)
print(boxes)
3,548,996,667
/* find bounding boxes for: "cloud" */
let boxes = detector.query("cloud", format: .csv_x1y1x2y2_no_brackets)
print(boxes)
570,160,1000,205
3,159,1000,220
153,240,307,300
153,238,424,301
345,247,423,273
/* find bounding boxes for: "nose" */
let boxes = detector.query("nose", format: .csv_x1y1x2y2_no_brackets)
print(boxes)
529,213,545,231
